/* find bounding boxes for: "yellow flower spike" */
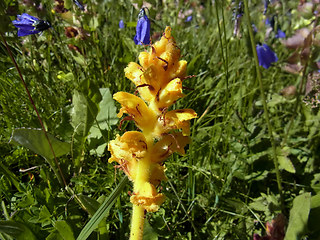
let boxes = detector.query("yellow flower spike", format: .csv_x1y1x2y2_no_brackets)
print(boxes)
108,26,197,240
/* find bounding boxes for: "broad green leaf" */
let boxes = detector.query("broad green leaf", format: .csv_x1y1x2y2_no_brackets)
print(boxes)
71,90,89,136
9,128,70,160
0,220,36,240
77,176,128,240
72,52,86,66
55,220,75,240
89,88,118,139
71,85,100,138
277,147,295,173
285,192,311,240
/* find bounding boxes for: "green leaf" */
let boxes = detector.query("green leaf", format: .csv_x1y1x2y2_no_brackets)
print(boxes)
277,147,295,173
71,90,89,136
0,162,22,192
71,85,100,138
55,220,75,240
38,205,52,227
311,192,320,209
88,88,118,138
0,220,37,240
77,195,101,216
64,0,72,9
76,176,128,240
57,71,74,82
143,220,158,240
9,128,71,160
284,192,311,240
46,231,64,240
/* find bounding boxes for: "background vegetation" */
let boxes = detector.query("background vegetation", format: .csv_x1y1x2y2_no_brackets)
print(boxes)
1,0,320,239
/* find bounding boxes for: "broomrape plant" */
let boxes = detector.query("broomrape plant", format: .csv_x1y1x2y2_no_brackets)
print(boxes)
108,26,197,239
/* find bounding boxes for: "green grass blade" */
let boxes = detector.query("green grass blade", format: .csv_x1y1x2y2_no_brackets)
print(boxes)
76,176,128,240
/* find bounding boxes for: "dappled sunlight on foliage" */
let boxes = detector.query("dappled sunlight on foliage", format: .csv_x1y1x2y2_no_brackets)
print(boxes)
1,0,320,239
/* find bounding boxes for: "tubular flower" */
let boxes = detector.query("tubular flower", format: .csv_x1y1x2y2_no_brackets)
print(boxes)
256,43,278,69
12,13,51,37
134,8,151,45
108,26,197,239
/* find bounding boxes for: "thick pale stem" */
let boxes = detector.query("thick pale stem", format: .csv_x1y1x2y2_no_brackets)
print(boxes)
129,135,153,240
130,205,145,240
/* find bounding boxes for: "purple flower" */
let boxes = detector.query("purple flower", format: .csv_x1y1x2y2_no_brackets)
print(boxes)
185,15,193,22
12,13,51,37
256,43,278,69
134,8,150,45
275,29,286,39
119,19,125,29
265,16,286,39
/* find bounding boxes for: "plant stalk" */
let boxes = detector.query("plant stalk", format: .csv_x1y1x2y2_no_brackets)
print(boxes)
130,205,145,240
129,136,153,240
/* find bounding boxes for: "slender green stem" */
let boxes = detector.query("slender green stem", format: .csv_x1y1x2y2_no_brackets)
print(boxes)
243,0,284,211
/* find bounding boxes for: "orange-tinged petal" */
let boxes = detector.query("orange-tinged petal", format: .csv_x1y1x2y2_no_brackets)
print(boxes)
164,109,198,136
124,62,144,86
130,182,165,212
113,92,157,132
157,78,184,109
149,164,167,186
108,132,147,180
151,133,190,163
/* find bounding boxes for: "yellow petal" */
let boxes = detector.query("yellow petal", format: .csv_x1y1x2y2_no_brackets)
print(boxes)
164,109,198,136
113,92,157,132
124,62,144,86
151,133,190,163
157,78,184,109
108,131,147,180
130,182,165,212
149,164,167,186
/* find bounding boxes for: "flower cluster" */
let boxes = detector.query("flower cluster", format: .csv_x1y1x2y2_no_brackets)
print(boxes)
108,26,197,212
